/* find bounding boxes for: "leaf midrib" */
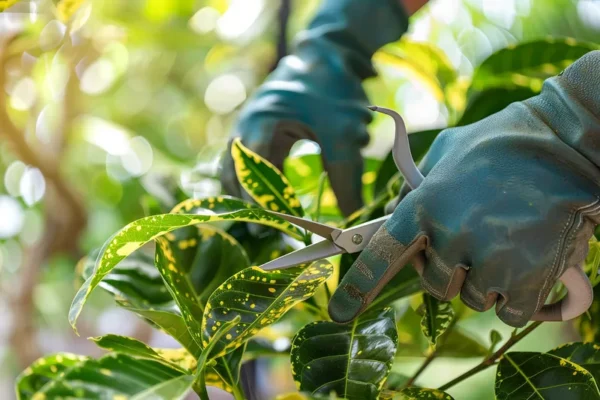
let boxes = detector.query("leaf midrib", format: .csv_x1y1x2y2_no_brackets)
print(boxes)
238,143,302,217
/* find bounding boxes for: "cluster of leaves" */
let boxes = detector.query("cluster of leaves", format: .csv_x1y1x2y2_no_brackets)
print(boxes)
14,38,600,400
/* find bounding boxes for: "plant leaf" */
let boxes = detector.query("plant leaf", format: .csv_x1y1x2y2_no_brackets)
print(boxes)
548,342,600,381
79,249,174,310
495,352,600,399
379,388,455,399
488,330,503,355
383,372,410,391
118,303,201,358
290,308,398,400
232,138,304,216
69,206,304,333
164,224,250,306
420,294,455,348
16,353,187,399
90,334,196,372
16,353,86,399
202,260,334,358
130,375,194,400
155,236,205,349
470,38,600,92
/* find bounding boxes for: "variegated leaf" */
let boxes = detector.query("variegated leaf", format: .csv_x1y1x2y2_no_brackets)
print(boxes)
419,293,455,348
69,206,304,332
290,308,398,400
232,138,304,216
90,334,196,372
202,260,334,358
379,388,455,399
16,353,189,400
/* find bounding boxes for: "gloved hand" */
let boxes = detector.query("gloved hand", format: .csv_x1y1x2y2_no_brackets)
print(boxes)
329,51,600,327
220,0,408,216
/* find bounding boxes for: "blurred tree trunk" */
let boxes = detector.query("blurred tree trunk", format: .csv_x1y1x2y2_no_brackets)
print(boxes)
1,36,87,368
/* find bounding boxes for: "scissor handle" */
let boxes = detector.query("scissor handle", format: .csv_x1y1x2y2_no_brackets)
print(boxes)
368,106,424,189
369,105,593,322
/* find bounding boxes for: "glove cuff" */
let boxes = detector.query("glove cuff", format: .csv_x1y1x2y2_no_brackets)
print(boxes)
295,0,409,79
525,51,600,180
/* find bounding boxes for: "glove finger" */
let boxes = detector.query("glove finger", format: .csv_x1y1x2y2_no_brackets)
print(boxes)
329,191,426,323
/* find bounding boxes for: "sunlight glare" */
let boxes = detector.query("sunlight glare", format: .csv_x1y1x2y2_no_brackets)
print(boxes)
0,196,24,238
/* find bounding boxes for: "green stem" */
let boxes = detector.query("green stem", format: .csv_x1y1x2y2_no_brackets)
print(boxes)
314,171,328,222
404,350,437,388
438,321,542,392
230,380,245,400
195,316,241,399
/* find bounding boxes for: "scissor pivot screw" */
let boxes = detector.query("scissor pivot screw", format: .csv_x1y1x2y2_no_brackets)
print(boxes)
352,234,363,245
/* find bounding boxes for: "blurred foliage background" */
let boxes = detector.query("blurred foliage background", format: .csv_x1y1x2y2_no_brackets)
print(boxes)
0,0,599,398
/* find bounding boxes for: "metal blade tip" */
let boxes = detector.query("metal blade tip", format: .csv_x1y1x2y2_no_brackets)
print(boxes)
368,105,378,111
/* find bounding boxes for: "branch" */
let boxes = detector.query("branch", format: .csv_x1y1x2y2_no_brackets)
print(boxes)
404,350,437,388
437,321,543,391
270,0,291,72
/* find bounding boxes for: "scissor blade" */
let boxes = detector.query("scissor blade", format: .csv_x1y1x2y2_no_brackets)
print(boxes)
333,215,391,254
259,239,345,271
266,210,341,239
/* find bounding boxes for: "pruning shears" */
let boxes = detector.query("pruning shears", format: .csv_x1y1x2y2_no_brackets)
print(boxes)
258,106,592,323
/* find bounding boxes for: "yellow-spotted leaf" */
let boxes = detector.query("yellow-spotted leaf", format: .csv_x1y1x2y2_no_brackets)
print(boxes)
419,293,455,348
202,260,334,358
117,304,201,357
90,334,196,372
170,195,254,215
69,207,304,333
16,353,86,399
379,388,455,399
232,138,304,216
15,353,190,400
155,236,205,348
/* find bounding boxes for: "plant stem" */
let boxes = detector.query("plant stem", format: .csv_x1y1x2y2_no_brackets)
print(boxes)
438,321,542,391
405,350,437,388
231,380,246,400
314,171,328,222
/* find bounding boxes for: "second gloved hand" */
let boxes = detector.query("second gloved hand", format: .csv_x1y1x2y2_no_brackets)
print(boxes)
329,51,600,327
220,0,408,216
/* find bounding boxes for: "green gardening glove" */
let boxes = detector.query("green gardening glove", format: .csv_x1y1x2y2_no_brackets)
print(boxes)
329,51,600,327
220,0,409,216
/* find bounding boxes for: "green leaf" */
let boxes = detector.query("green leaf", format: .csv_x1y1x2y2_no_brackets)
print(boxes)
394,304,487,358
166,224,250,306
90,334,196,373
419,294,455,348
488,330,503,355
117,303,201,358
436,328,488,358
79,249,174,310
202,260,334,358
16,353,187,400
196,316,242,398
69,205,304,333
548,342,600,381
383,372,410,391
470,38,600,93
458,87,537,127
376,40,456,101
130,375,194,400
291,308,398,400
495,352,600,399
366,267,422,312
16,353,86,399
379,388,455,399
155,236,205,349
232,138,304,217
212,344,246,390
